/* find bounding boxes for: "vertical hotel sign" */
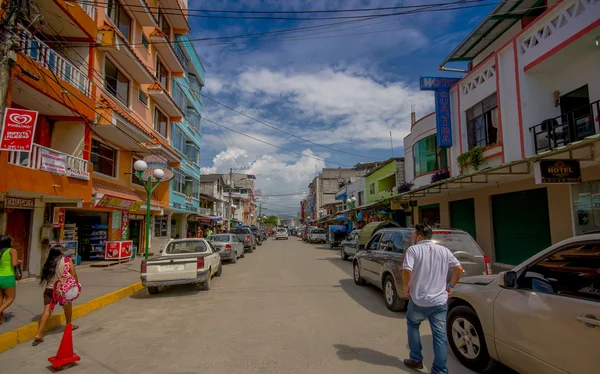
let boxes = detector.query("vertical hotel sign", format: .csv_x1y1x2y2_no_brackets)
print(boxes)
419,77,460,148
0,108,39,151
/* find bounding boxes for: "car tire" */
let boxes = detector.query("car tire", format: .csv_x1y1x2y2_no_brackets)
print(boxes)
353,261,366,286
231,254,237,264
241,251,245,258
203,271,211,290
383,275,407,312
216,262,223,277
341,247,349,261
148,286,160,295
447,305,497,373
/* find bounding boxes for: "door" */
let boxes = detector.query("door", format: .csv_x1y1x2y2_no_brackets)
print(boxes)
233,236,244,256
6,209,31,270
492,188,551,265
129,220,141,255
345,232,359,256
560,85,593,140
361,232,384,283
450,198,477,240
370,232,395,288
493,242,600,374
419,203,440,226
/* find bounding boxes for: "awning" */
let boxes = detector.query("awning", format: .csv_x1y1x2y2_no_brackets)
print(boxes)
92,179,162,212
198,215,223,223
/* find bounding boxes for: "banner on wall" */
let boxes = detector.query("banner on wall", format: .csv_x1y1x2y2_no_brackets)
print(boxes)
419,77,460,148
105,240,133,260
40,148,67,174
52,207,66,228
0,108,39,151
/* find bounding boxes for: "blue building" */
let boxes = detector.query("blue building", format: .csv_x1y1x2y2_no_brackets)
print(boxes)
167,35,206,238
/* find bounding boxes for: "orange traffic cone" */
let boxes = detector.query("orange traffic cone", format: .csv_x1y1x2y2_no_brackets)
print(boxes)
48,324,81,369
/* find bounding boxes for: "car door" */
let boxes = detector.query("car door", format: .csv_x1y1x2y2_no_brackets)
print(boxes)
369,232,395,288
205,241,219,274
361,233,384,283
390,231,411,297
345,232,359,256
493,241,600,374
233,235,243,256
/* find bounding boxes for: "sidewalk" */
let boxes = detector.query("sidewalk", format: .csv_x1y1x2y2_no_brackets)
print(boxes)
0,258,142,334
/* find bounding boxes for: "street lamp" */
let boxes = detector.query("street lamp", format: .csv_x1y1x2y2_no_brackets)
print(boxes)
133,160,166,260
319,209,323,218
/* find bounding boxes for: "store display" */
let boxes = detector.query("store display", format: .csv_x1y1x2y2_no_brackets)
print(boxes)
90,224,108,260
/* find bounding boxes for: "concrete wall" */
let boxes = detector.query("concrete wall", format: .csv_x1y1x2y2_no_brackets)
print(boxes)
365,160,402,203
51,121,86,157
404,112,437,186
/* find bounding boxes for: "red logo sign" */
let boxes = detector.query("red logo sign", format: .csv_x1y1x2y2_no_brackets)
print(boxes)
0,108,39,151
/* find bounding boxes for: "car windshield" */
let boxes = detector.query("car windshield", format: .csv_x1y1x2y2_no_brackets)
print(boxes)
277,229,286,233
210,235,230,243
231,228,249,234
165,240,208,254
312,229,325,234
431,231,483,256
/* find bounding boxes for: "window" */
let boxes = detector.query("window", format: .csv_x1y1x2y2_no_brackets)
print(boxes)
379,232,394,252
138,89,148,106
172,126,185,153
104,59,129,105
156,59,169,89
157,7,171,38
520,243,600,302
171,170,185,194
357,191,364,206
106,0,131,41
466,93,498,149
186,177,200,199
165,240,207,254
369,183,375,195
154,107,168,138
413,134,448,176
366,233,382,251
391,233,408,253
141,34,149,49
186,141,199,165
131,158,142,185
154,215,168,237
90,139,117,177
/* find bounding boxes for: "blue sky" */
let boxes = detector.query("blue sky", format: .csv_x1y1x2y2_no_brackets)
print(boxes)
190,0,496,216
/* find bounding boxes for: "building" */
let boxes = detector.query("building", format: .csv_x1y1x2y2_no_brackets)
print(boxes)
401,0,600,268
364,158,406,204
200,174,229,229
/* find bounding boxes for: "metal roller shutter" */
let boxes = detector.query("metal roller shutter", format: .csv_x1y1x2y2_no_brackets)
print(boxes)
450,198,477,240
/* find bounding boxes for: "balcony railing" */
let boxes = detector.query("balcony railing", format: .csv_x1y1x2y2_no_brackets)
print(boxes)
175,41,188,72
531,100,599,154
18,25,91,97
186,109,201,132
8,143,90,177
76,0,95,19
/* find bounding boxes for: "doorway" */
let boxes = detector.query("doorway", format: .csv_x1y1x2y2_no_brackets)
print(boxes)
419,203,440,226
129,220,141,254
6,209,32,270
560,85,594,141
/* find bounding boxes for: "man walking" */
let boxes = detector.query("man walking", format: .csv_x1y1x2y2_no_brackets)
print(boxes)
401,224,464,374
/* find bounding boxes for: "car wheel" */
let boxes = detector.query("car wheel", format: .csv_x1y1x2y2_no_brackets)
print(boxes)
447,305,497,373
383,275,407,312
341,247,348,261
353,261,365,285
148,286,160,295
216,262,223,277
203,271,212,290
231,254,237,264
241,251,245,258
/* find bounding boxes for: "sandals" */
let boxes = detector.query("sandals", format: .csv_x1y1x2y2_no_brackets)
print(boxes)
32,338,44,346
72,325,79,331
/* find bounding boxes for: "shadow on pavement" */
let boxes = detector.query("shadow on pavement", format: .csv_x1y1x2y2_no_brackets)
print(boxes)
130,284,202,299
339,279,404,319
334,343,404,369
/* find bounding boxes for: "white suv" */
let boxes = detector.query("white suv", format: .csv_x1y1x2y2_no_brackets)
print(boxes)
275,228,288,240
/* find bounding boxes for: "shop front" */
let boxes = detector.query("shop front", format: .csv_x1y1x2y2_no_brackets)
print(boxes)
1,196,35,272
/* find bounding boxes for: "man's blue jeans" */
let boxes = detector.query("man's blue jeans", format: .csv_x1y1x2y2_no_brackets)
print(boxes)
406,299,448,374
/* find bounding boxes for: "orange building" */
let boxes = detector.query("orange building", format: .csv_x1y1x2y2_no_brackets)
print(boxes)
1,0,189,275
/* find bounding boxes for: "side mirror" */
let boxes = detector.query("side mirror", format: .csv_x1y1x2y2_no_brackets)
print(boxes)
498,271,517,289
357,244,365,252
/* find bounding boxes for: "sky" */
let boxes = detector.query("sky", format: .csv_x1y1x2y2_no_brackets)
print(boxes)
191,0,497,217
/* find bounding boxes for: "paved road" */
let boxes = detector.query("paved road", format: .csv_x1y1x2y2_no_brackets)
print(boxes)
1,237,476,374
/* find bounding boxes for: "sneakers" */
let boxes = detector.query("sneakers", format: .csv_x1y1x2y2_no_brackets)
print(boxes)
403,359,424,370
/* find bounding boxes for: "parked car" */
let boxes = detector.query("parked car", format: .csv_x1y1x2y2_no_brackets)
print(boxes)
141,238,222,294
207,234,245,263
308,228,327,243
275,228,289,240
328,225,347,249
250,226,263,246
259,229,267,240
356,221,400,251
229,227,256,252
340,229,361,260
447,233,600,374
303,226,317,242
353,228,491,312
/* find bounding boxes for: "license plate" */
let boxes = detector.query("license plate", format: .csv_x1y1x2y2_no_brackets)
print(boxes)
159,264,183,272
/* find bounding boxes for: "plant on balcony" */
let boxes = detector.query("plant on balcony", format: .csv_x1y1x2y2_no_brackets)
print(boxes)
457,146,485,173
397,181,414,193
430,169,450,183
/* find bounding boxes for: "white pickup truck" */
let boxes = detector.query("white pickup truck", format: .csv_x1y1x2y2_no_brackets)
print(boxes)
141,238,222,294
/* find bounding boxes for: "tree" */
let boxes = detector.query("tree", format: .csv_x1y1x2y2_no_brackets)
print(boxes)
262,216,278,225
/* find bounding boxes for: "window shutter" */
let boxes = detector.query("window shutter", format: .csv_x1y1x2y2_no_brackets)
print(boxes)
483,93,497,112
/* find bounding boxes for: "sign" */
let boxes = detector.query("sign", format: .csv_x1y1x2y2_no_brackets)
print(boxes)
419,77,460,148
0,108,38,151
534,160,581,184
121,211,129,239
40,148,67,174
5,196,35,209
96,194,143,211
112,210,122,230
67,168,90,180
199,208,211,215
52,207,66,228
105,240,133,260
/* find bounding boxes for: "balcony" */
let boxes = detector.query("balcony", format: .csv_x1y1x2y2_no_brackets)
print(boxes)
531,100,599,154
186,109,201,133
35,0,96,39
149,29,185,74
8,143,89,178
159,0,190,31
148,83,184,118
121,0,158,26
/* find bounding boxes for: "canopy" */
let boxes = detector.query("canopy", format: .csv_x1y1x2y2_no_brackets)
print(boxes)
358,221,400,247
329,225,347,233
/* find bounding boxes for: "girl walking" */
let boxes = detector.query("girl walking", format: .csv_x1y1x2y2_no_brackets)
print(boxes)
0,235,19,324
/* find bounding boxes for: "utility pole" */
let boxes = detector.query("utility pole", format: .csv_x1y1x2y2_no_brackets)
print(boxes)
0,0,22,114
228,168,233,229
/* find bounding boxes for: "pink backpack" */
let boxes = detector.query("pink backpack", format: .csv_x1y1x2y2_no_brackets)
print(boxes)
51,258,81,310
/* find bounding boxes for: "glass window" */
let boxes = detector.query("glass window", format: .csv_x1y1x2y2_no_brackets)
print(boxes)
171,170,185,194
154,107,168,138
106,0,131,41
157,7,171,38
413,134,448,177
172,126,185,153
154,215,168,237
138,89,148,106
90,139,116,177
366,233,382,251
520,243,600,302
141,34,149,49
210,235,230,243
392,232,407,253
380,232,394,251
186,141,199,165
165,240,207,254
104,59,129,105
432,231,483,256
572,180,600,235
466,93,498,150
369,183,375,195
156,59,169,89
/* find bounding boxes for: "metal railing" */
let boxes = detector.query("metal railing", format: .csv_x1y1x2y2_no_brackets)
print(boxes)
531,100,600,154
8,143,90,177
174,41,188,71
76,0,95,19
17,25,91,97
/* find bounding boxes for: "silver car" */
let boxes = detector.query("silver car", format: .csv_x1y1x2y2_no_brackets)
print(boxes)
208,234,245,263
447,233,600,374
353,228,491,312
340,229,361,260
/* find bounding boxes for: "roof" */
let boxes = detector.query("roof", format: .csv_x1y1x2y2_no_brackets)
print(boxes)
439,0,543,68
92,178,162,207
200,174,225,182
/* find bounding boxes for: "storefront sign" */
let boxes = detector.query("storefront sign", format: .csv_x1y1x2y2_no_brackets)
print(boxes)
5,196,35,209
96,194,143,211
105,240,133,260
52,207,66,228
67,168,90,180
419,77,460,148
534,160,581,184
121,212,129,240
199,208,211,215
0,108,38,151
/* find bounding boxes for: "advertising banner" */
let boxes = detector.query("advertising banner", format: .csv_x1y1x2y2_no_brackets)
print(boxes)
105,240,133,260
52,207,66,228
419,77,460,148
534,160,581,184
0,108,39,151
96,194,143,211
40,148,67,175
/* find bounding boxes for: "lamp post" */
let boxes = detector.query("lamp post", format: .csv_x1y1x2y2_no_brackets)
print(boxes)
133,160,166,260
346,196,357,210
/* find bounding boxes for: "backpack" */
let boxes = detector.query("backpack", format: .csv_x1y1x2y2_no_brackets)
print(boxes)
51,257,81,310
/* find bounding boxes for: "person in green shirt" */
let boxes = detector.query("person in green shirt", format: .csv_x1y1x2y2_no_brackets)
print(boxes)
205,227,213,238
0,235,19,325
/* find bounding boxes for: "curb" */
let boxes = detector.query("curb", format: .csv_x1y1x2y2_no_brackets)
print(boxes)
0,281,145,354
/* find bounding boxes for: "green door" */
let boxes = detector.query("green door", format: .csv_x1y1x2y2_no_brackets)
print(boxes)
450,198,477,240
492,188,551,265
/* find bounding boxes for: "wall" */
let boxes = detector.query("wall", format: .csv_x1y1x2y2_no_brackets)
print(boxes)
51,121,86,157
365,160,401,203
472,22,522,67
404,112,437,186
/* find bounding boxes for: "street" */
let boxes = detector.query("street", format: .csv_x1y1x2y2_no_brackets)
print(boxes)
1,237,475,374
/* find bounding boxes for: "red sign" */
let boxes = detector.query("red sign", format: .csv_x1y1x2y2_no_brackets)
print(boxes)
0,108,38,151
105,240,133,260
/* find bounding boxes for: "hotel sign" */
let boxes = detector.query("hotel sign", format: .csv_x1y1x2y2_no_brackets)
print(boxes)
419,77,460,148
534,160,581,184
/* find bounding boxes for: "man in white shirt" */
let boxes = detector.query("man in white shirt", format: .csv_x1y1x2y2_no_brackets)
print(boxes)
402,224,463,374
